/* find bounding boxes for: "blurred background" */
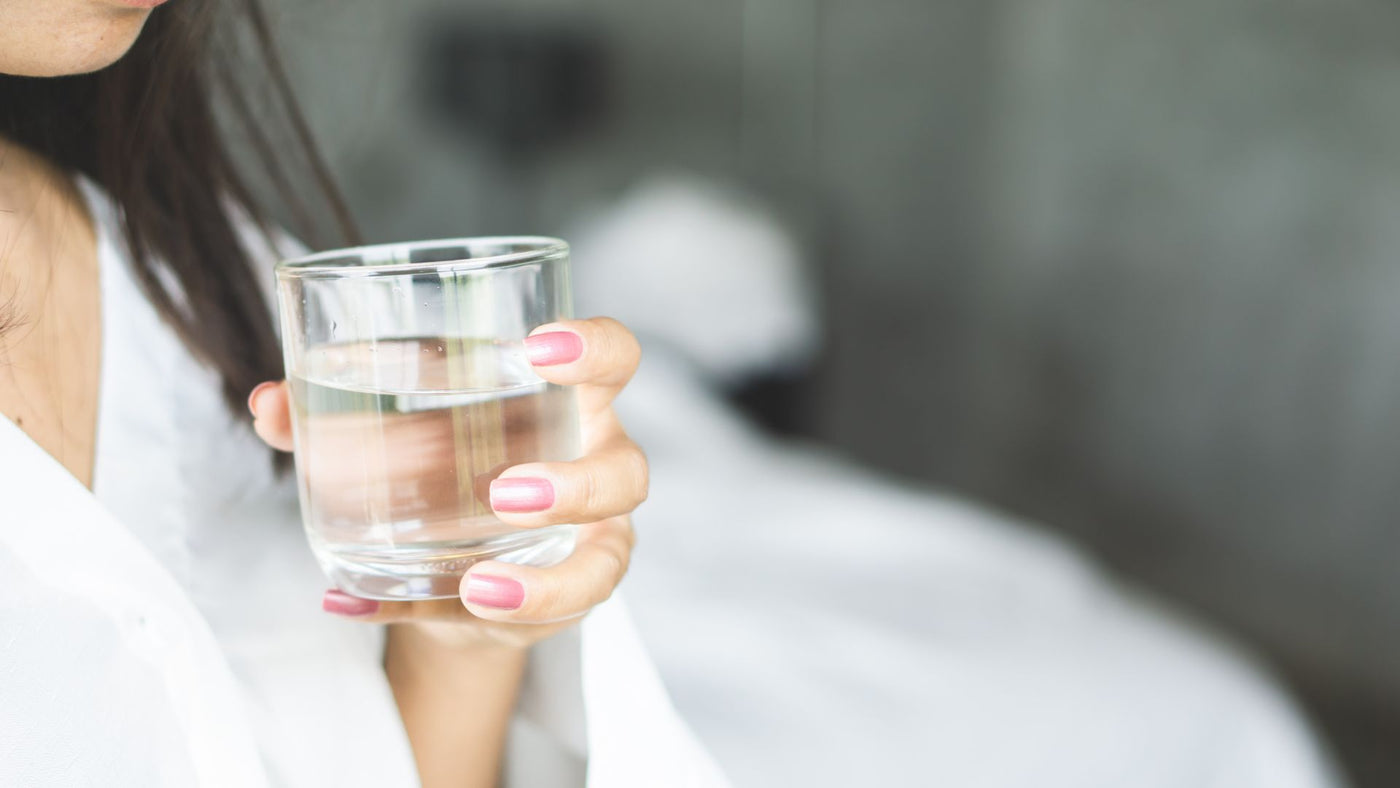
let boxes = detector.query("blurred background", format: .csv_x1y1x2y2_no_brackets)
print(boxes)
263,1,1400,784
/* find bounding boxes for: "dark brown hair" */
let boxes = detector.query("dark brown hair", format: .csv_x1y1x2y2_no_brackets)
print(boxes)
0,0,356,417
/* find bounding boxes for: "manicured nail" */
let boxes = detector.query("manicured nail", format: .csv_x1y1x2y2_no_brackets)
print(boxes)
322,590,379,617
465,574,525,610
247,381,278,417
490,477,555,513
524,331,583,366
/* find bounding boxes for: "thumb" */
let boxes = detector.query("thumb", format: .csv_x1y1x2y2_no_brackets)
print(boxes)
248,380,295,452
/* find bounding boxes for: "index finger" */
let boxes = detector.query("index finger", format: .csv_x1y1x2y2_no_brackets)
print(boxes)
524,317,641,419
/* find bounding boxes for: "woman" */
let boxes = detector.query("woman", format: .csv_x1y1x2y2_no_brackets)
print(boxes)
0,1,724,786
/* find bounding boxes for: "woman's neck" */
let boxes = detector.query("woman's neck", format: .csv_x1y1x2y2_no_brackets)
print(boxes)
0,133,102,489
0,135,80,218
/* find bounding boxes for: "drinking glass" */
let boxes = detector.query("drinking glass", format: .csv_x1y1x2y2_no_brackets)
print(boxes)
276,237,581,600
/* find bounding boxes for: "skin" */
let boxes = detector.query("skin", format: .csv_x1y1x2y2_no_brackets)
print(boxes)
1,4,649,785
0,137,101,487
0,0,159,77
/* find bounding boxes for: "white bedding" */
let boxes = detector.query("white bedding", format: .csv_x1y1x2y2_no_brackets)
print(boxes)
617,350,1342,788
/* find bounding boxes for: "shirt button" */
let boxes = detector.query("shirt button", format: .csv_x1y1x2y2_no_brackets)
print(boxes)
127,610,167,653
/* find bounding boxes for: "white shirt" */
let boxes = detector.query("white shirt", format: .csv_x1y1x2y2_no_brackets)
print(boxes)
0,179,728,788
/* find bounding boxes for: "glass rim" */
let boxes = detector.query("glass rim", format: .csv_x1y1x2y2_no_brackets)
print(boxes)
276,236,569,280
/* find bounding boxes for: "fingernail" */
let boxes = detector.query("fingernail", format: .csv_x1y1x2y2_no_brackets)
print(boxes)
247,381,277,418
322,590,379,617
524,331,583,366
490,477,555,513
466,574,525,610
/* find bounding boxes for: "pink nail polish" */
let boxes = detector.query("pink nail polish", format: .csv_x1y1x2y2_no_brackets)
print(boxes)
490,477,555,513
524,331,583,366
466,574,525,610
322,590,379,617
247,381,277,417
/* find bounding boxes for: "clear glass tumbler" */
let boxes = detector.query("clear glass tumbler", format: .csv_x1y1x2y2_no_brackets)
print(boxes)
276,237,581,600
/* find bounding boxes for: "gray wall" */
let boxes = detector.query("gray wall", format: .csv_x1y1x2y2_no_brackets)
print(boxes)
271,0,1400,781
969,0,1400,703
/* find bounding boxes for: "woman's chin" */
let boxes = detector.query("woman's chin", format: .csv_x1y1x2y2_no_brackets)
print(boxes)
0,9,151,77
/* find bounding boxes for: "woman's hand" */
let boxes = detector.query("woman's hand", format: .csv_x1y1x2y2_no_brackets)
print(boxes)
248,317,645,652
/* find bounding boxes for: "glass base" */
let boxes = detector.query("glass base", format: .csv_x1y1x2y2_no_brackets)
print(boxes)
314,525,578,601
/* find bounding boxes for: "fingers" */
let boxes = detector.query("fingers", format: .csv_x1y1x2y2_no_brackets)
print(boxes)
320,517,635,628
488,420,648,528
248,380,294,452
525,317,641,419
462,517,634,623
